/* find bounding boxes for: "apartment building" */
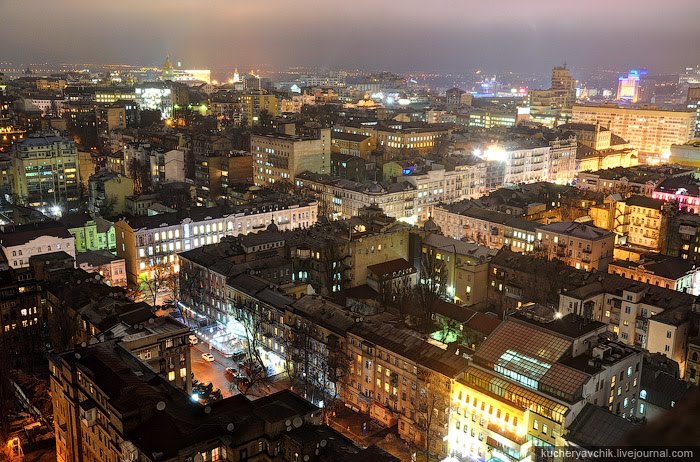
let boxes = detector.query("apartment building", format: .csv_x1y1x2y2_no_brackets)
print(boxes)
50,340,366,462
115,200,317,283
558,122,638,172
448,310,642,460
661,212,700,262
572,105,695,156
0,222,75,269
178,229,290,326
331,131,374,159
618,195,668,250
295,171,418,221
609,254,698,295
558,275,695,375
252,128,330,186
652,176,700,214
419,232,494,306
0,266,44,367
12,135,80,206
537,221,615,271
87,171,134,216
375,122,450,160
403,164,488,220
576,165,695,197
283,209,412,294
76,250,128,287
431,203,539,252
345,321,469,459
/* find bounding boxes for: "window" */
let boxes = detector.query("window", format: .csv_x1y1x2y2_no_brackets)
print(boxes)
542,424,548,435
640,390,647,400
168,371,175,381
533,419,539,430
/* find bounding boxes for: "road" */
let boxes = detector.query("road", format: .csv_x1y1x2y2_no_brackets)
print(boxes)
190,342,292,401
191,342,237,398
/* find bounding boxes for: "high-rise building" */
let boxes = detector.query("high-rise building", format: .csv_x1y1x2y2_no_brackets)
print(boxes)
12,135,80,207
572,105,695,157
528,66,577,127
617,69,647,103
687,86,700,138
252,128,330,186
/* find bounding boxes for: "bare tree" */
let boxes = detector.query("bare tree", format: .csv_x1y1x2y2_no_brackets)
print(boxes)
98,194,118,218
380,273,414,320
232,310,270,397
127,158,152,195
284,319,311,397
312,335,349,425
416,251,448,327
416,368,449,462
139,261,176,306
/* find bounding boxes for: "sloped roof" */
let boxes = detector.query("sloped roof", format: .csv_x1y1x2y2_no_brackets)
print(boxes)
566,404,639,447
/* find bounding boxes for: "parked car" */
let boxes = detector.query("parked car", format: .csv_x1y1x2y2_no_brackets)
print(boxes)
224,368,237,382
188,334,199,345
201,353,215,362
231,351,247,361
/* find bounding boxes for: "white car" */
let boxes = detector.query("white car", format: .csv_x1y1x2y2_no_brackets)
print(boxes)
201,353,215,362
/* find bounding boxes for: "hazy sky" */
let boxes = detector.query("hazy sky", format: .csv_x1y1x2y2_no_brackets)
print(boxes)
2,0,699,74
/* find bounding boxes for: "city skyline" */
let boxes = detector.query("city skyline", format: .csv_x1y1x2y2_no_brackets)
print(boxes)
2,0,699,74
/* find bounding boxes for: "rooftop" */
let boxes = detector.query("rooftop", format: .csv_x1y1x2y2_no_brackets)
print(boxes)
625,194,665,210
510,309,607,339
0,221,73,248
609,254,696,281
565,404,639,448
332,131,371,142
366,258,415,278
440,203,540,232
537,221,614,241
76,250,123,268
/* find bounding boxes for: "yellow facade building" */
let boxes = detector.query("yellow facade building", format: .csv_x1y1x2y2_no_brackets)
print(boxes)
572,105,695,156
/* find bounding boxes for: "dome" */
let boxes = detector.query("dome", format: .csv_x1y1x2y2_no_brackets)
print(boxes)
367,182,384,194
267,220,279,232
423,216,440,233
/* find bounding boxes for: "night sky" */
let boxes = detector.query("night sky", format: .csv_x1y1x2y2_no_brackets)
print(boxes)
2,0,699,73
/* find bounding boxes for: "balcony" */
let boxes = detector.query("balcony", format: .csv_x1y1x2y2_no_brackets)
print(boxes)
486,423,527,445
582,248,592,254
79,399,97,427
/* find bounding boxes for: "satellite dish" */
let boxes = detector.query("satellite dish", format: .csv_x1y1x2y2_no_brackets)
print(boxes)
149,318,155,324
81,342,87,348
204,406,211,414
320,439,327,448
74,353,81,360
304,456,309,461
286,426,292,432
156,401,166,411
285,419,292,427
226,423,235,432
293,417,303,428
194,454,203,462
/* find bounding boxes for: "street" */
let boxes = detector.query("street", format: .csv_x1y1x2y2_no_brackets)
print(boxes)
190,342,292,400
191,342,237,398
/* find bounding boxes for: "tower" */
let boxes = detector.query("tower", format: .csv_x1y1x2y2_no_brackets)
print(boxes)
162,54,174,81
